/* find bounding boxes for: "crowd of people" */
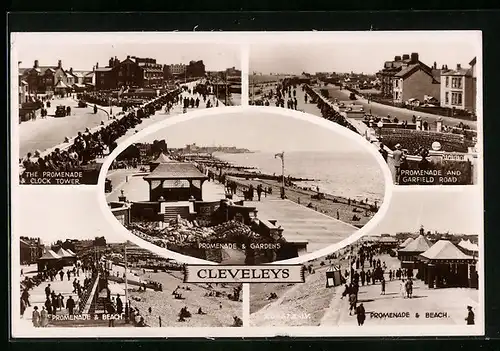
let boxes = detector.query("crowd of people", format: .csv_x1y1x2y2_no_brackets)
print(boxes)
21,260,101,328
20,89,183,176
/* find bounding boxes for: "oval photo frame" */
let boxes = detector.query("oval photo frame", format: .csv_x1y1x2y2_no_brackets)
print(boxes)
97,106,394,265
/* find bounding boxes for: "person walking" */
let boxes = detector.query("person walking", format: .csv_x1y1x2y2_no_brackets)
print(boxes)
66,296,75,315
32,306,41,327
40,306,49,327
356,303,366,326
400,279,406,298
466,306,475,325
381,278,386,295
256,184,263,201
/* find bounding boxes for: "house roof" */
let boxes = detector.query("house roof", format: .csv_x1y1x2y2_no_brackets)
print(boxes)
399,235,432,252
440,68,471,76
143,162,208,180
469,57,477,66
55,80,71,89
66,249,76,256
38,249,61,260
419,240,474,261
95,67,114,72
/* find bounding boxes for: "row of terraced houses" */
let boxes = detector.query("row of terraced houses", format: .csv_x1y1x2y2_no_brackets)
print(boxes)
18,56,207,99
377,53,477,114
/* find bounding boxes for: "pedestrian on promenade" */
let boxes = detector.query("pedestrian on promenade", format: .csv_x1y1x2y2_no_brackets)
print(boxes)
257,184,263,201
32,306,41,327
66,296,75,315
356,303,366,326
348,292,357,316
381,278,386,295
466,306,475,325
45,284,51,299
392,144,403,184
400,280,406,298
40,306,49,327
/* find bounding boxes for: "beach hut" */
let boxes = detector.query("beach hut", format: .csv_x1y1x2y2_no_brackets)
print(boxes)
56,247,77,266
417,240,477,289
326,265,343,288
399,237,414,249
397,235,432,269
37,249,62,272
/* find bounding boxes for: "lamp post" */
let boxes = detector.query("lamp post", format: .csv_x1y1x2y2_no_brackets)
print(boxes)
124,243,129,316
275,152,285,199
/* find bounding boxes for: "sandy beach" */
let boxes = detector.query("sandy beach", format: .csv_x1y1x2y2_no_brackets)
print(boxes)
128,269,242,327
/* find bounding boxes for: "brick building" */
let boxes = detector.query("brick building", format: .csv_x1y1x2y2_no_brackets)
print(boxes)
20,237,44,265
392,62,441,104
20,59,69,95
95,55,164,91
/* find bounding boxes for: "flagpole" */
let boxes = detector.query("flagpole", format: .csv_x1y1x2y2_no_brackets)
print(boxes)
281,152,285,199
124,244,129,306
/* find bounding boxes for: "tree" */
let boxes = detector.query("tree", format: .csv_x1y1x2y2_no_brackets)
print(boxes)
94,236,107,247
117,144,140,161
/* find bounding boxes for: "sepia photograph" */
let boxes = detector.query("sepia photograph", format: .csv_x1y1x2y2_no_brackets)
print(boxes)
13,33,241,185
249,32,480,186
250,189,481,330
103,110,388,265
16,189,242,330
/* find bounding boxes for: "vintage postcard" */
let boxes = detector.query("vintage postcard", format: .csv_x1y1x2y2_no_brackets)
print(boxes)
10,31,483,338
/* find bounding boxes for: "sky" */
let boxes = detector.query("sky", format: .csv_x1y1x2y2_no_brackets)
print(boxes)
373,188,482,235
250,31,481,75
12,33,240,72
141,111,366,153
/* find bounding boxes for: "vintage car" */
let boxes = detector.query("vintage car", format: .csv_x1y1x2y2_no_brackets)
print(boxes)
349,92,357,100
78,100,88,108
55,105,67,117
105,178,112,193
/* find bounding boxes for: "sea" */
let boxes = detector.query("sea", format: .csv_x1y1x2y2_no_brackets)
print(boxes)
215,151,385,204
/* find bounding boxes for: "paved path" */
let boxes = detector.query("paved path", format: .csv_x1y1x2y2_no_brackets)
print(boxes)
322,84,477,129
321,254,479,327
246,199,357,254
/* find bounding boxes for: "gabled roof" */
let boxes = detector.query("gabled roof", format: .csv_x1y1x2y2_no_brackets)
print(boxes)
469,57,477,66
55,80,71,89
38,249,61,260
399,235,432,252
143,162,208,180
56,247,75,257
420,240,474,261
66,249,76,256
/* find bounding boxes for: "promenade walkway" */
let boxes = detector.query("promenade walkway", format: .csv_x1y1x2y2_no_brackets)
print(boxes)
246,199,358,254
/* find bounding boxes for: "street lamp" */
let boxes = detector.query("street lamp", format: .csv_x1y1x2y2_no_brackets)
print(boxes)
275,152,285,199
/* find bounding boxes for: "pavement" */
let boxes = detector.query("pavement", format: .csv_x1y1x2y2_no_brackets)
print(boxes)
246,198,358,254
320,254,479,327
19,265,91,329
321,84,477,130
19,80,219,159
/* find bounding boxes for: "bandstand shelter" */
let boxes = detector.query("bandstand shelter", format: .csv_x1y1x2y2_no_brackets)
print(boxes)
417,240,477,289
397,235,432,268
37,249,63,272
143,162,209,202
149,153,176,172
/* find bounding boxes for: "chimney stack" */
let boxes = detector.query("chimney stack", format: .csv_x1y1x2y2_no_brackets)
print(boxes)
70,67,73,73
457,63,461,70
58,60,62,68
96,62,99,69
402,54,410,60
410,53,419,63
433,62,437,69
127,55,130,60
34,60,39,68
394,56,401,62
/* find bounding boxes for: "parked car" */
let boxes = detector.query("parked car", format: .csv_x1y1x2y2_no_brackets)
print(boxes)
55,105,67,117
349,92,357,100
78,100,88,108
105,178,112,193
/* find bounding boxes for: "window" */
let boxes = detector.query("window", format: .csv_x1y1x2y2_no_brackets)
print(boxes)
452,77,463,89
445,92,449,104
445,77,449,87
451,92,463,106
